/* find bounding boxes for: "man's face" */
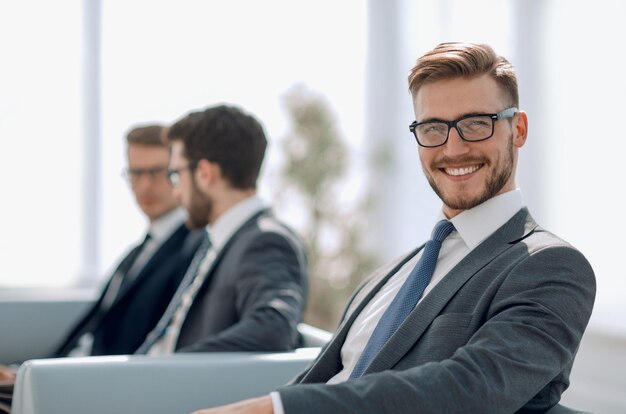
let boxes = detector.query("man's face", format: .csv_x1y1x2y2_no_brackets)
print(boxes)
413,74,527,218
127,144,179,222
170,141,212,229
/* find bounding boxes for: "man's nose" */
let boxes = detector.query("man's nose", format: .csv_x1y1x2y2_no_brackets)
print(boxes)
133,172,155,189
443,127,470,157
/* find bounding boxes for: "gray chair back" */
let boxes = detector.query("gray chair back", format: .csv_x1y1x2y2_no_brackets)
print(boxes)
544,403,592,414
298,323,332,347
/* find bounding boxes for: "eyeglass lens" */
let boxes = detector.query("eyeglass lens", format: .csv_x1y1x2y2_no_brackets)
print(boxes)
416,115,494,146
126,166,169,182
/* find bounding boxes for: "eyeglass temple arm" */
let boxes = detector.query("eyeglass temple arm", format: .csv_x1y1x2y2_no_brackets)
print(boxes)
496,107,518,119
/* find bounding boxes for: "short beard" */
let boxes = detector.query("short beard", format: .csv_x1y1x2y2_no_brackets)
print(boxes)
425,134,514,211
187,177,212,229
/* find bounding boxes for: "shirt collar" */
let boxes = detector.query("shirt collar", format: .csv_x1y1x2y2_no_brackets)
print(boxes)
206,195,267,251
148,207,187,243
439,189,525,250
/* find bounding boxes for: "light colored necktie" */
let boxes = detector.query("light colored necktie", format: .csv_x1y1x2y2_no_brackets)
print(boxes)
135,234,211,354
349,220,455,379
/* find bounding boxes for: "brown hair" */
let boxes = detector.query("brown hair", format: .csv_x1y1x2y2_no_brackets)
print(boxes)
166,105,267,190
408,42,519,107
125,124,166,147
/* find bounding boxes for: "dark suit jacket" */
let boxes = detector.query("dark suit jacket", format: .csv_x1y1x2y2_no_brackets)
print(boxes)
54,224,204,356
279,208,596,413
175,209,308,352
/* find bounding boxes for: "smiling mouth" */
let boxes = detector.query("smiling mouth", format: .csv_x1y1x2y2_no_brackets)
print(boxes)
442,164,482,176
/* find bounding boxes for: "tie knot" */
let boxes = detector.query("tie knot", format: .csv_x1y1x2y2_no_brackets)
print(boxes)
141,232,152,245
197,231,212,254
431,220,455,242
205,231,213,249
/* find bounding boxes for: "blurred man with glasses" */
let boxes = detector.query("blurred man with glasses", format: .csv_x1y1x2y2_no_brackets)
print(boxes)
195,43,595,414
53,124,204,357
134,105,308,355
0,125,203,392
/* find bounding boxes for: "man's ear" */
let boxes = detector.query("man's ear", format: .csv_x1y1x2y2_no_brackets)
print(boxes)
195,159,221,188
512,111,528,148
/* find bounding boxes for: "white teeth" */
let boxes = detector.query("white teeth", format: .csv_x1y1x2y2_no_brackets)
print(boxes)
444,165,480,176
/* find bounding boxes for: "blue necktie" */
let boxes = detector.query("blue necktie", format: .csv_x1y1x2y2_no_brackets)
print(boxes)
349,220,455,379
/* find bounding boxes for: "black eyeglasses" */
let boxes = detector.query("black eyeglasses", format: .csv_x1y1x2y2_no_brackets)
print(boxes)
167,163,196,187
409,107,518,148
123,166,169,183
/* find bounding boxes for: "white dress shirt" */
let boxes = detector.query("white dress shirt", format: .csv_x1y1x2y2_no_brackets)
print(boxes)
271,189,525,412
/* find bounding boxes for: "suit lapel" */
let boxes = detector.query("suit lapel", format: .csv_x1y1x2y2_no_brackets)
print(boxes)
299,253,419,383
181,209,270,320
364,208,537,374
52,237,156,356
207,209,269,284
113,225,186,305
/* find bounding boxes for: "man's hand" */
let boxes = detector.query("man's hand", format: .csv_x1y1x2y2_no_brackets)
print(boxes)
0,365,16,382
191,395,273,414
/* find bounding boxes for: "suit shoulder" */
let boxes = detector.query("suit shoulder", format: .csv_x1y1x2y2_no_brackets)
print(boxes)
235,213,303,246
257,215,299,238
513,226,595,289
525,226,587,257
231,214,307,263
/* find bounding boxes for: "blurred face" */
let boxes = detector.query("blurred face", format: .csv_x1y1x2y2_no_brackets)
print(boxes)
412,75,527,218
169,141,212,229
127,144,179,222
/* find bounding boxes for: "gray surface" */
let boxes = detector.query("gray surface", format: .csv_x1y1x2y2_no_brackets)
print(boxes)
13,349,320,414
0,292,93,364
561,328,626,413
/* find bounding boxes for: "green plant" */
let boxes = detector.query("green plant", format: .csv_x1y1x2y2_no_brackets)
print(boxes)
274,85,381,330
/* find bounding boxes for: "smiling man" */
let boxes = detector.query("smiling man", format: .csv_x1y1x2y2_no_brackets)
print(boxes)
413,75,522,217
195,43,596,414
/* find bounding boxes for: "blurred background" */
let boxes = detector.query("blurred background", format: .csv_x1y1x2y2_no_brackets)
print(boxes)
1,0,624,411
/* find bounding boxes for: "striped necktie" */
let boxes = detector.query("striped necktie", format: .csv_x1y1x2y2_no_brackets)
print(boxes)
134,233,211,354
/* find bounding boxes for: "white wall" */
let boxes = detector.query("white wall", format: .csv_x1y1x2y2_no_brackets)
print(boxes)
543,0,626,334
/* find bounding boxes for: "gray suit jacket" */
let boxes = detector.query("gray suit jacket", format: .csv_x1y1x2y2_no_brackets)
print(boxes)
279,208,596,413
175,209,308,352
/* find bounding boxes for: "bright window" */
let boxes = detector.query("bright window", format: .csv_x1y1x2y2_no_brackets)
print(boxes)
0,0,83,287
99,0,367,277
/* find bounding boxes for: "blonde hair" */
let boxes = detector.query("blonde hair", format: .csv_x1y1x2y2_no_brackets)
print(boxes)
408,42,519,107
